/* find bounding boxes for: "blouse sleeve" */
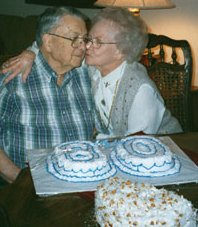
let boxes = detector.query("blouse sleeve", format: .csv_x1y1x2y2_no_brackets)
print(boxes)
27,41,39,56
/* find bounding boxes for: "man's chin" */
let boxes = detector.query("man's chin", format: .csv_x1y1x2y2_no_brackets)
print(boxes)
72,59,83,68
85,58,94,66
74,55,84,64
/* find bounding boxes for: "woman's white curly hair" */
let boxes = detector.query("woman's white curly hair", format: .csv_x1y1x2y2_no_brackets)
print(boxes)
91,7,148,63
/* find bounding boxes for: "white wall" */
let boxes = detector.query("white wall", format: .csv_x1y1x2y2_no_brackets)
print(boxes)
0,0,198,86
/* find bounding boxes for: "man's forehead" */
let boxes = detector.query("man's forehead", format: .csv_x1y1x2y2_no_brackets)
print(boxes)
57,16,87,35
58,25,78,33
54,25,87,37
61,15,85,26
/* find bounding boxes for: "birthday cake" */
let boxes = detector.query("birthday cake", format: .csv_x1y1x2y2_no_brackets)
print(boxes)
47,141,116,182
95,177,197,227
111,136,180,177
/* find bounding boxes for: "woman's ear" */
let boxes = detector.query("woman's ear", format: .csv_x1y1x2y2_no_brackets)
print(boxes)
115,48,125,61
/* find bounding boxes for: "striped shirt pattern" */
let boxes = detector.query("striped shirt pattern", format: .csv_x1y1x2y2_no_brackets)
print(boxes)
0,52,101,168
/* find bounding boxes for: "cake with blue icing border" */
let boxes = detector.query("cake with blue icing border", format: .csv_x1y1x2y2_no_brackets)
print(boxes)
111,136,181,177
47,141,116,182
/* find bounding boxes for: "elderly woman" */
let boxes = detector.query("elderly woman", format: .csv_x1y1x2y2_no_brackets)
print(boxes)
1,7,182,138
85,7,182,138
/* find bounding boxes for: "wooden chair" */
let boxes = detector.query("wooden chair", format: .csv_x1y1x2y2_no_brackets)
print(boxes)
142,33,193,132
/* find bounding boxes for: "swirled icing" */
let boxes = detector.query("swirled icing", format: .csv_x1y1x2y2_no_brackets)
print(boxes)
47,141,116,182
111,136,180,177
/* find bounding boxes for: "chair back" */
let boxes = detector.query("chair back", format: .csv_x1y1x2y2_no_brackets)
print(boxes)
142,33,192,132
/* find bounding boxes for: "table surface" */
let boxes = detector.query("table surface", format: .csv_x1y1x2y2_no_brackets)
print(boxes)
0,133,198,227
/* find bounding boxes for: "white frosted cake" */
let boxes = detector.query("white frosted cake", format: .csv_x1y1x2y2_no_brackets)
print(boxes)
95,177,197,227
47,141,116,182
111,136,180,177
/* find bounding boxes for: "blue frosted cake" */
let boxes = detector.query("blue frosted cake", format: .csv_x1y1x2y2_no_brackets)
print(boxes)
47,141,116,182
111,136,180,177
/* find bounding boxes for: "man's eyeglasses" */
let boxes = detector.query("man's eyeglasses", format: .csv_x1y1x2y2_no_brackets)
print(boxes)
47,33,88,48
86,37,118,49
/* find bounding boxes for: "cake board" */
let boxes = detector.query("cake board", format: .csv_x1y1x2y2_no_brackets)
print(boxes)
27,136,198,196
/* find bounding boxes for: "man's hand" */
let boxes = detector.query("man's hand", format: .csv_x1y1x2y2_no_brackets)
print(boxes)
0,50,35,83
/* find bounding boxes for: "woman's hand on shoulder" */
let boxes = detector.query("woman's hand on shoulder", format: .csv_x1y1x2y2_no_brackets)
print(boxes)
0,50,35,83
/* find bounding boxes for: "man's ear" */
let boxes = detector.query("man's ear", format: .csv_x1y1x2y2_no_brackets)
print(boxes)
42,34,51,52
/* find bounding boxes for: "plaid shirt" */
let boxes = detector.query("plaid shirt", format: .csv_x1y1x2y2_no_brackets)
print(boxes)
0,52,103,168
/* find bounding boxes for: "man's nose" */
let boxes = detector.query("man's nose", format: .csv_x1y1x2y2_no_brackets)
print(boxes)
78,40,87,50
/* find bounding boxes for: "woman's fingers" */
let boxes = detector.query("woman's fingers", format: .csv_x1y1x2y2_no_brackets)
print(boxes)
0,50,35,83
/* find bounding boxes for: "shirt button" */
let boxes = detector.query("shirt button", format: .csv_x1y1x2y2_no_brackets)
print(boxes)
62,111,66,115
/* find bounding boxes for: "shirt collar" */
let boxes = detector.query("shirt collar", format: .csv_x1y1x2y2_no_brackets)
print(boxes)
100,61,127,87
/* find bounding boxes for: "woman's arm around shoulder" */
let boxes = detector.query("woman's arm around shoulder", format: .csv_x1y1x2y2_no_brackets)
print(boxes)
0,41,38,83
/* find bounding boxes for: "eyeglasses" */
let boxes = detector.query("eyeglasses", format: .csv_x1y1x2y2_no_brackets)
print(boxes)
86,37,118,49
47,33,88,48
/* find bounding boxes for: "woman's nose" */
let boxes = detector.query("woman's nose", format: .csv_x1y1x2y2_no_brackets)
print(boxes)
85,41,92,49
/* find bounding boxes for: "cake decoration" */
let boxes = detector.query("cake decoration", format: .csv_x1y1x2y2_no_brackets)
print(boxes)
47,136,181,182
47,141,116,182
111,136,181,177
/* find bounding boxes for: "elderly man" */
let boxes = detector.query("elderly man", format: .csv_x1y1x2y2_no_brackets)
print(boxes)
0,7,104,183
1,8,182,139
